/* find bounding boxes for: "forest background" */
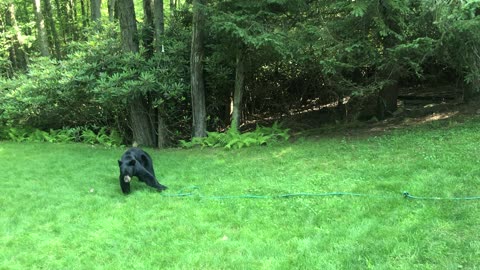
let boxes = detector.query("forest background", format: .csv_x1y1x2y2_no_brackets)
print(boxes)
1,0,479,148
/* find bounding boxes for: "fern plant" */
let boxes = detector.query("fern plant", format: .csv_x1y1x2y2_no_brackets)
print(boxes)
30,129,55,143
53,128,81,143
1,126,122,147
81,129,98,145
7,127,29,142
180,122,290,149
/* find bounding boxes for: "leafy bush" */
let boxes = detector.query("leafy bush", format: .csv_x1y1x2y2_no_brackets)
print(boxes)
180,122,290,149
0,22,191,145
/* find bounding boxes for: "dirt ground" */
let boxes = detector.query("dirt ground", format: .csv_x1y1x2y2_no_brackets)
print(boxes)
287,96,480,139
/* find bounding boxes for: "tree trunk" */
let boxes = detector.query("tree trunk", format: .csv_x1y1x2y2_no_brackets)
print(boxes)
153,0,168,148
67,0,79,41
118,0,138,53
142,0,154,58
170,0,176,12
80,0,88,27
5,3,28,75
118,0,156,147
128,98,156,147
231,47,245,130
43,0,61,59
53,0,66,43
108,0,116,21
377,0,401,117
190,0,207,138
33,0,50,57
157,106,167,148
91,0,102,30
153,0,164,50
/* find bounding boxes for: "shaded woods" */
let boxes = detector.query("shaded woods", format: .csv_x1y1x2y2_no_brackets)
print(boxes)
1,0,479,147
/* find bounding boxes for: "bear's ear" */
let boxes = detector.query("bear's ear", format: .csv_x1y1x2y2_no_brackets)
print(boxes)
118,160,122,166
128,159,136,166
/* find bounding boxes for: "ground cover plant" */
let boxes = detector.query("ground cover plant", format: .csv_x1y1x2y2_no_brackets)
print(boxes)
1,117,480,269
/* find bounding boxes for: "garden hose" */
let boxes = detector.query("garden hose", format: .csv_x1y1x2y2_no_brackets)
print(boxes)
160,186,480,201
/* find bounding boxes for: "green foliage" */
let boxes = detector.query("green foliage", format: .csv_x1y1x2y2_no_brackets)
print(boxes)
430,0,480,93
0,21,191,143
2,0,480,149
0,126,122,147
0,55,102,129
180,122,290,149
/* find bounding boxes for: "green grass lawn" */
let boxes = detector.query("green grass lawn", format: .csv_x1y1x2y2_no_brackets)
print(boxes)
1,118,480,269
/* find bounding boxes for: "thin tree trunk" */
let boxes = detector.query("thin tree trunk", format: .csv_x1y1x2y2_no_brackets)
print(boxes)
6,3,28,74
67,0,79,40
108,0,116,21
153,0,164,50
53,0,66,43
118,0,156,147
33,0,50,57
231,47,245,130
142,0,154,57
157,105,167,148
142,0,158,146
43,0,61,59
153,0,167,148
80,0,88,27
190,0,207,138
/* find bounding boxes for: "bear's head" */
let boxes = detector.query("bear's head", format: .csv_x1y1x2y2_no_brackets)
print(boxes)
118,159,136,183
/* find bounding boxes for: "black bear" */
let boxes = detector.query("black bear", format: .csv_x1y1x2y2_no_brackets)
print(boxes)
118,147,168,194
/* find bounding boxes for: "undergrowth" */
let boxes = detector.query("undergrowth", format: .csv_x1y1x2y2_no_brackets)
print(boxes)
180,122,290,149
1,126,122,146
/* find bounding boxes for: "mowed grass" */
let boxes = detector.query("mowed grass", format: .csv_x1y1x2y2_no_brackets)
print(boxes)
1,118,480,269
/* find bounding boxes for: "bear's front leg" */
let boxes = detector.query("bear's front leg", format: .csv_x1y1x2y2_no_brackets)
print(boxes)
120,176,131,194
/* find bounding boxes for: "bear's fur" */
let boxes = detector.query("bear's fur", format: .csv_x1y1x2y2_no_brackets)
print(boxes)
118,147,167,194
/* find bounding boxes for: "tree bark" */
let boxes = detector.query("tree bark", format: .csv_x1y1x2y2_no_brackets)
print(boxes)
33,0,50,57
153,0,168,148
5,3,28,75
231,47,245,130
80,0,88,28
118,0,156,147
53,0,66,43
142,0,154,57
157,105,167,148
91,0,102,30
108,0,116,21
67,0,79,40
43,0,61,59
118,0,138,53
128,98,156,147
377,0,400,116
190,0,207,138
153,0,164,50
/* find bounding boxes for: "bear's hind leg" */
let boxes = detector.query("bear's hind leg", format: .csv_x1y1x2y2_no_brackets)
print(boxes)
145,178,168,191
